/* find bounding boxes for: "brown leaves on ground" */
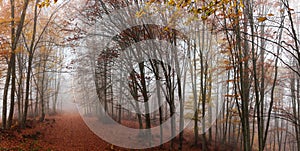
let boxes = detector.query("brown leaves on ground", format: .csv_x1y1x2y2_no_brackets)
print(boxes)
0,113,112,151
0,113,235,150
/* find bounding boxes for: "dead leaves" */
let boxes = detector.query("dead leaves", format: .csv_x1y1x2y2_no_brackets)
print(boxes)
37,0,58,8
257,16,267,22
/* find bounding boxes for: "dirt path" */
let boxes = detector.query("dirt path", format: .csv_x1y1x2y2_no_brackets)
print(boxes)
0,107,126,150
43,112,113,151
47,110,167,151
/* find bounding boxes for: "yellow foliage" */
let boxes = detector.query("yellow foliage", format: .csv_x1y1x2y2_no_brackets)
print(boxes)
135,10,145,18
177,0,191,8
37,0,57,8
168,0,176,6
201,15,207,21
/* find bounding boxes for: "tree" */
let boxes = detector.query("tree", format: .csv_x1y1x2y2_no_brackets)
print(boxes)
2,0,30,129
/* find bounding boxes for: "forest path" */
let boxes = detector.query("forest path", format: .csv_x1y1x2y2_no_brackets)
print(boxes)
0,101,218,150
43,102,180,151
0,102,124,151
43,111,112,151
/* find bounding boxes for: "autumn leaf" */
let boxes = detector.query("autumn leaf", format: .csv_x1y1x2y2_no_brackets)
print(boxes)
0,50,9,56
257,17,267,22
267,13,274,16
135,10,145,18
279,9,285,13
201,15,207,21
163,26,170,31
168,0,176,6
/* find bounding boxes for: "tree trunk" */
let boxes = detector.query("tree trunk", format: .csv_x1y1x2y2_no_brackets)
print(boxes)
2,63,11,129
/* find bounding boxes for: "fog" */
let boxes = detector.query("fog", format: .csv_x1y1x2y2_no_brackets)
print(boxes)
55,73,80,113
0,72,80,119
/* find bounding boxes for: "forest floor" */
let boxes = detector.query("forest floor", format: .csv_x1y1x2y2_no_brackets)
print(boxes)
0,109,235,150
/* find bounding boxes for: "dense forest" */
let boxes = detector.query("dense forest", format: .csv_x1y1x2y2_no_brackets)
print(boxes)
0,0,300,150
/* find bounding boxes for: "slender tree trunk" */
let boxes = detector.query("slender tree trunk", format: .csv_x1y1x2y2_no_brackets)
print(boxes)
150,60,163,148
17,52,24,123
8,47,16,128
2,64,11,129
22,0,37,128
22,54,33,127
139,62,151,145
39,52,48,122
171,30,185,150
7,0,16,129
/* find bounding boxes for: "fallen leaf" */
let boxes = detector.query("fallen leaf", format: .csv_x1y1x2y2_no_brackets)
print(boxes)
257,17,267,22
